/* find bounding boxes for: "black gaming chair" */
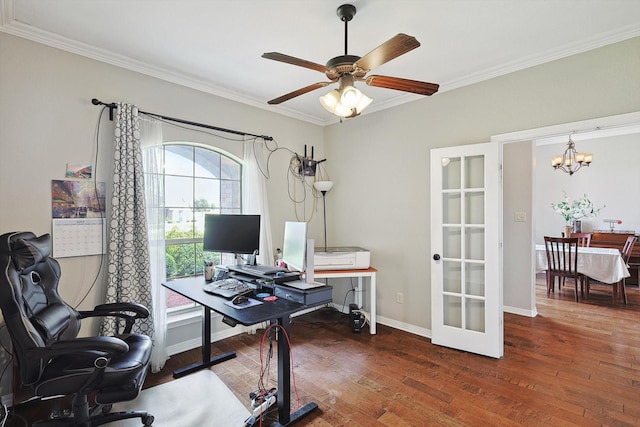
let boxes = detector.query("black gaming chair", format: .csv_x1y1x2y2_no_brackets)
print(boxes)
0,231,154,426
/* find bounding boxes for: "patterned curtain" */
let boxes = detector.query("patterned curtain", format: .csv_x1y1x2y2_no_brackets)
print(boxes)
101,104,154,340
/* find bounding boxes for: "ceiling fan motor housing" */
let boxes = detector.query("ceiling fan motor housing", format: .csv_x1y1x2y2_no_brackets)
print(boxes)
337,4,356,22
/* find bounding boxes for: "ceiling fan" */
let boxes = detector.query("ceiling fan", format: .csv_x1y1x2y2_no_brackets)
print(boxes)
262,3,439,118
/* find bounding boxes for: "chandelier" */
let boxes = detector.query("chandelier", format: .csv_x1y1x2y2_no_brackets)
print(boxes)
551,136,592,175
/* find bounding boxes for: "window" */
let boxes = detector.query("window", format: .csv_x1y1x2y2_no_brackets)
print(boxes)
160,144,242,309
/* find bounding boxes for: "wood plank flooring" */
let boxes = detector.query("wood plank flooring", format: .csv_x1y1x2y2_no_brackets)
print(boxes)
9,276,640,426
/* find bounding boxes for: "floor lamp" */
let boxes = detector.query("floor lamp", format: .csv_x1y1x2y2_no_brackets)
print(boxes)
313,180,334,251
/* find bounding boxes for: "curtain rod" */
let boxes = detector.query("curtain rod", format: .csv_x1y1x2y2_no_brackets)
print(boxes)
91,98,273,141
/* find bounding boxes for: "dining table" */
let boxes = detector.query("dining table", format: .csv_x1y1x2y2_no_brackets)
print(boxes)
535,244,631,304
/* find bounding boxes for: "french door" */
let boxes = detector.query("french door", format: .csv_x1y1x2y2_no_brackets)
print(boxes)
430,142,503,358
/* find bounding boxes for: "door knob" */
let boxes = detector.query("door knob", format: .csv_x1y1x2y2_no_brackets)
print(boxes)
433,254,440,261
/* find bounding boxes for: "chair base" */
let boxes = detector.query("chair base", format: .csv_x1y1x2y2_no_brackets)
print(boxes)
34,410,154,427
34,393,153,427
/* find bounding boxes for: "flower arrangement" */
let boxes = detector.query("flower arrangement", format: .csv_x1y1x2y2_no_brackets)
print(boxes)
551,192,604,223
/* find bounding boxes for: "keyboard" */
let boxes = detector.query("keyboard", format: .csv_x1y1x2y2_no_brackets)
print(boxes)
203,278,252,299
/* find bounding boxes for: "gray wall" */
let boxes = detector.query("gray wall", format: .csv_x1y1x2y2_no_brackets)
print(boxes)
503,141,535,315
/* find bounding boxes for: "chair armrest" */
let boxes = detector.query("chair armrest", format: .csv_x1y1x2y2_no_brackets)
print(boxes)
26,336,129,360
79,302,150,334
82,302,150,318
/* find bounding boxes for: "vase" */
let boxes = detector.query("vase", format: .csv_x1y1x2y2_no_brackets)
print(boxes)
564,225,573,237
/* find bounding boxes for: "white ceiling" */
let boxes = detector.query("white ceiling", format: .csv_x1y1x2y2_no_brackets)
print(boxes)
2,0,640,126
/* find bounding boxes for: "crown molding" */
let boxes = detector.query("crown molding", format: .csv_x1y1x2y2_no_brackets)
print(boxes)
2,0,639,127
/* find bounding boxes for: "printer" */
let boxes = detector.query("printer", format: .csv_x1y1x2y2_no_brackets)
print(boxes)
313,246,370,270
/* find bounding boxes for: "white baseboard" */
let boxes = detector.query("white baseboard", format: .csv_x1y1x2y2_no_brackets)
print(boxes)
376,315,432,339
504,305,538,317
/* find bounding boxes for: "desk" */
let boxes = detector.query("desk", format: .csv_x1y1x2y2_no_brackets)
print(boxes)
535,245,630,284
163,277,320,426
313,267,377,334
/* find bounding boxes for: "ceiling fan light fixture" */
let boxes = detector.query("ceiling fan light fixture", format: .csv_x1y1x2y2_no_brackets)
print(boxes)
319,74,373,118
319,89,341,111
354,92,372,112
340,85,362,108
338,74,361,108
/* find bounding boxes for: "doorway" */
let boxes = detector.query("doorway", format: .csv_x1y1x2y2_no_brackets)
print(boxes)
493,111,640,317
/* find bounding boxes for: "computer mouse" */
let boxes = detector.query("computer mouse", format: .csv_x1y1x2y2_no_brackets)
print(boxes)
232,294,248,305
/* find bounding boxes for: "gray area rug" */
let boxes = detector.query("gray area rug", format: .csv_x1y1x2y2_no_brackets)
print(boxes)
107,369,251,426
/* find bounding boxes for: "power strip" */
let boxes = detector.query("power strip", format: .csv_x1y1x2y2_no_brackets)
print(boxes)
243,390,277,427
252,394,276,418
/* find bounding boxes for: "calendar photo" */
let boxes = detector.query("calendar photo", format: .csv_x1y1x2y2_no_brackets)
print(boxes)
51,180,106,219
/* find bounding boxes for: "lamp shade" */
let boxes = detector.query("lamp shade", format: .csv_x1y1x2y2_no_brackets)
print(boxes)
313,180,334,193
319,90,340,111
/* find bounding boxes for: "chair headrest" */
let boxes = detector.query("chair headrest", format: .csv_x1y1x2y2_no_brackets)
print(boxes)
11,234,52,272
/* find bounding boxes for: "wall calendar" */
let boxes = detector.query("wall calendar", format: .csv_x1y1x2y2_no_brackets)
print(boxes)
52,218,106,258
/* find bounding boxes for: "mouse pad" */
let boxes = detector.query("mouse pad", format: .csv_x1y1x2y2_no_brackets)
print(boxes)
223,297,262,309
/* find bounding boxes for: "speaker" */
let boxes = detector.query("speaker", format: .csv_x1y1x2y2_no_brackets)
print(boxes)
349,303,365,333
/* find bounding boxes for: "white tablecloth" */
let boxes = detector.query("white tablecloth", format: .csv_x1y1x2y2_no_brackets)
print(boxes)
535,244,630,284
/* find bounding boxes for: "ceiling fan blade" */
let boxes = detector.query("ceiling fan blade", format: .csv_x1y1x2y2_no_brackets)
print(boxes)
267,82,332,105
365,75,439,96
355,34,421,71
262,52,330,73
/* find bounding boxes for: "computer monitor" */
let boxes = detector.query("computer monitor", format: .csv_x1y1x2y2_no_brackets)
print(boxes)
203,214,260,256
281,221,307,273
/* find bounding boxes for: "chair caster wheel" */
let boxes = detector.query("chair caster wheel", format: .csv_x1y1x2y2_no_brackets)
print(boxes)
101,404,113,414
143,414,154,425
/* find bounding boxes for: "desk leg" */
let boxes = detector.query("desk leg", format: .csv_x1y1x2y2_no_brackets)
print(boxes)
172,306,236,378
370,272,376,335
274,317,318,426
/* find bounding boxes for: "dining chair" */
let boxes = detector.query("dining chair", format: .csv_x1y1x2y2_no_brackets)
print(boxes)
618,235,638,304
568,233,592,292
570,232,592,247
544,236,583,302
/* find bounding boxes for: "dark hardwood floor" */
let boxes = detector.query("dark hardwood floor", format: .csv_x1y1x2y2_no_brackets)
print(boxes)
8,276,640,426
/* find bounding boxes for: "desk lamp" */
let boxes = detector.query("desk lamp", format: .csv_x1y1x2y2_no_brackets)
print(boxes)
313,181,334,251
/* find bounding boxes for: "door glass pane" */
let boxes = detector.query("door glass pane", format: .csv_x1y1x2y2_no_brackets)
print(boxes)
465,263,485,296
464,155,484,188
465,228,485,260
465,191,484,224
465,299,485,332
442,157,461,190
443,193,461,224
443,261,461,293
443,295,462,328
443,228,461,259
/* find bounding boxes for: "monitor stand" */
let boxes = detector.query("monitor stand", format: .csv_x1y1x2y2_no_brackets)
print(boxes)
305,239,315,283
